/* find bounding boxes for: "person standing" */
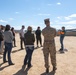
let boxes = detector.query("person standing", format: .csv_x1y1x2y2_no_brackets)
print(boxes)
23,26,35,68
42,18,57,73
58,26,66,53
35,27,42,47
11,27,16,47
3,24,14,65
0,25,3,54
0,25,4,54
19,25,25,50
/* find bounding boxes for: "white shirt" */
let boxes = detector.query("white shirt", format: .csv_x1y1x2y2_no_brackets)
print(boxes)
19,29,25,38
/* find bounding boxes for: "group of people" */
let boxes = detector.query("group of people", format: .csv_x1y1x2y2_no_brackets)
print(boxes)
0,18,66,73
19,25,43,50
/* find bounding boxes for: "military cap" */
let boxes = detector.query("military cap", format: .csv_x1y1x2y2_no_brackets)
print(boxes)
44,18,50,23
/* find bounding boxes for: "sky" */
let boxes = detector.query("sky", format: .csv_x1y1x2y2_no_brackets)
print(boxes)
0,0,76,30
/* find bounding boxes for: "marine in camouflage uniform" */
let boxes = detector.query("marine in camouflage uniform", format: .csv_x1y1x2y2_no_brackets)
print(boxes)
42,18,57,73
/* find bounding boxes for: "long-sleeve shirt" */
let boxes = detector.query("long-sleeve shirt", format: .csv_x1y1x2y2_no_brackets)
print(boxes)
24,31,35,45
4,30,13,43
19,29,25,38
60,30,66,38
35,30,41,37
42,26,56,41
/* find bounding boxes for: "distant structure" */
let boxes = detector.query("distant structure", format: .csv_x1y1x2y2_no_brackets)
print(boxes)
57,29,76,36
15,29,76,36
0,25,76,36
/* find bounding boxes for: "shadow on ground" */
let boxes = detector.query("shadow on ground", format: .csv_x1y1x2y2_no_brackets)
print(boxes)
0,62,9,71
41,71,55,75
12,49,24,53
13,66,31,75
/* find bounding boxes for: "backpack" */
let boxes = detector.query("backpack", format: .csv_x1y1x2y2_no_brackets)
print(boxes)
0,30,3,41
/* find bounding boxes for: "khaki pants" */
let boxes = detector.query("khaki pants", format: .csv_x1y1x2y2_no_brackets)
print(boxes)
43,42,56,68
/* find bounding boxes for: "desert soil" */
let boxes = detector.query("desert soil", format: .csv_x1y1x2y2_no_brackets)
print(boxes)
0,34,76,75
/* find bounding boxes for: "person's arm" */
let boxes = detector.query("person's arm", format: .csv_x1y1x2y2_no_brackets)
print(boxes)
2,32,4,40
10,31,14,40
13,31,15,36
19,30,22,38
32,34,35,43
40,30,42,35
58,30,61,36
64,30,66,35
24,33,26,45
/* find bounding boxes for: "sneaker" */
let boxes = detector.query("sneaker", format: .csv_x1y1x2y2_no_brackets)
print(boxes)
3,60,8,63
64,49,68,52
59,49,62,51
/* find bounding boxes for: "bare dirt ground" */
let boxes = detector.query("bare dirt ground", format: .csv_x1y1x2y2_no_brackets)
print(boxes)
0,34,76,75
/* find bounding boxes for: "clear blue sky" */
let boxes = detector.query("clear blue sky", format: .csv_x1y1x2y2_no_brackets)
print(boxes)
0,0,76,30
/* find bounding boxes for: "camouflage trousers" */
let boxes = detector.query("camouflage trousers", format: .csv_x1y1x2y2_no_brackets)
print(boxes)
43,41,56,68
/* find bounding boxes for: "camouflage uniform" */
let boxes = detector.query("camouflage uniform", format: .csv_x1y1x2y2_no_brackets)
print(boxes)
42,25,56,69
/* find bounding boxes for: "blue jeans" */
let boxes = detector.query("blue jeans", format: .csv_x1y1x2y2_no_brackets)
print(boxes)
24,46,34,66
60,36,64,50
3,42,13,64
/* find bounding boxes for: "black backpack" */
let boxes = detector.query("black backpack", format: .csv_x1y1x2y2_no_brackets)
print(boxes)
0,30,3,41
